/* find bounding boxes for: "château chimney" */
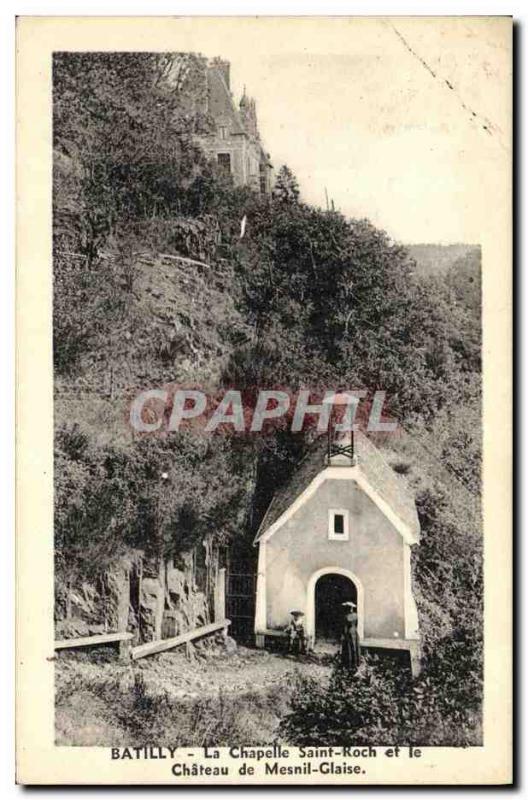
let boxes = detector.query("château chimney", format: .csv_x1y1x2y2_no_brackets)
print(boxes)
211,57,230,90
239,91,258,137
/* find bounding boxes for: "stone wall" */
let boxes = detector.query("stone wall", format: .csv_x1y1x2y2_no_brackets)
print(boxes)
56,540,226,644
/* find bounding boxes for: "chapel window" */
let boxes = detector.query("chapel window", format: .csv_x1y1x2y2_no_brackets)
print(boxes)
328,509,349,541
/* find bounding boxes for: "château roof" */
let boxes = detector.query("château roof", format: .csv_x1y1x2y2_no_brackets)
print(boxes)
207,62,246,135
206,60,271,164
254,431,420,545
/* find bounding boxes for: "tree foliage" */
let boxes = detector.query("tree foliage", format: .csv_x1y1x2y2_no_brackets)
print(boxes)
272,165,300,204
55,424,251,583
281,635,482,747
53,52,214,260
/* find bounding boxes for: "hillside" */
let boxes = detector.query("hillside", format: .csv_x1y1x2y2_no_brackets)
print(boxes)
53,51,483,747
55,249,247,447
407,243,481,277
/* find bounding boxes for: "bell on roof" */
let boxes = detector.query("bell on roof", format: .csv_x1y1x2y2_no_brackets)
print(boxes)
322,390,358,466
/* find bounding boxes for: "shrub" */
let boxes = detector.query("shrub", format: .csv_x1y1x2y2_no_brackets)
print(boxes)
281,638,482,748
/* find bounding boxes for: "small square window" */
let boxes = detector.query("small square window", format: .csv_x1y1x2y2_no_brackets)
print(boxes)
328,509,349,540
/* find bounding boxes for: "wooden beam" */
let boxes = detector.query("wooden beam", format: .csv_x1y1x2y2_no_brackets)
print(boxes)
131,620,231,660
361,637,418,652
54,632,134,650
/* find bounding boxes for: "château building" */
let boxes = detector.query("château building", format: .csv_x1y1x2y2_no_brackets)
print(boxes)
199,58,274,194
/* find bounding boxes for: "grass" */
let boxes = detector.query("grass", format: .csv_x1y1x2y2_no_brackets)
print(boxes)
55,646,319,746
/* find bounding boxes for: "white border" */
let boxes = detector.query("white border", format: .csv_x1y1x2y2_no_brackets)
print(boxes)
6,5,519,794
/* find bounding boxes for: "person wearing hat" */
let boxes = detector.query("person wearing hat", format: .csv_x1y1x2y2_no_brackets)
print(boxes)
341,601,360,671
286,610,307,656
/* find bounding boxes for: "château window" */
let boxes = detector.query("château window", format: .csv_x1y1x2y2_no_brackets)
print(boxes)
219,126,227,140
328,509,349,541
217,152,231,176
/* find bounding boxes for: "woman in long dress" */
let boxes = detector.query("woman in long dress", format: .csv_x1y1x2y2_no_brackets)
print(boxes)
341,601,360,671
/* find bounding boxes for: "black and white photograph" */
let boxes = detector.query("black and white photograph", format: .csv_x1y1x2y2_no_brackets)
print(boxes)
14,14,512,785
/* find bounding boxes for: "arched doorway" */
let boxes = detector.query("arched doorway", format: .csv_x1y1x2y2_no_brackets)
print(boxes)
305,567,364,645
315,573,357,642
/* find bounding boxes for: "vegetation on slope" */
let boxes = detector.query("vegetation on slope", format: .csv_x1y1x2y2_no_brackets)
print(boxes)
53,53,482,744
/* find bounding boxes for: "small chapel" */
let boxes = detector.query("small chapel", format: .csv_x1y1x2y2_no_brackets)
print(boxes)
253,423,421,674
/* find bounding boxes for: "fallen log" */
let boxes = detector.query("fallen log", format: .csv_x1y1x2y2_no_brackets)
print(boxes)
131,619,231,661
54,631,134,649
54,631,134,663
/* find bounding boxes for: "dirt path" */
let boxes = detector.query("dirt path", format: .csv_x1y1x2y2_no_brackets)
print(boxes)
57,644,333,698
137,645,333,697
55,643,334,746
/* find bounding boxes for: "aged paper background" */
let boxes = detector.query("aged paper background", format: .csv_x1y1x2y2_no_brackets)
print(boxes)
16,15,512,784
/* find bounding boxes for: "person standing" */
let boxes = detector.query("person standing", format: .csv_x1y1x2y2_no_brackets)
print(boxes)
341,601,360,670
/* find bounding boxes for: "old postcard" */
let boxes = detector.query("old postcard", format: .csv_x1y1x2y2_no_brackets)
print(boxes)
16,15,512,785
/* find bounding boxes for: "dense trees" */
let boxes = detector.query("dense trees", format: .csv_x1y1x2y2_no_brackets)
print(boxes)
53,52,214,249
235,201,480,421
272,165,300,204
281,630,482,746
55,425,251,594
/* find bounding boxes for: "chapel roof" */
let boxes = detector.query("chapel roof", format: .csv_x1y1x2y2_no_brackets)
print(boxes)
253,430,420,544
